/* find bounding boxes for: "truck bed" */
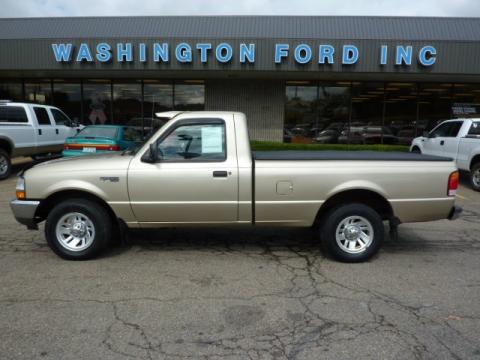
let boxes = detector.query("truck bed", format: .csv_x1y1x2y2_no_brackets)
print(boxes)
253,151,453,162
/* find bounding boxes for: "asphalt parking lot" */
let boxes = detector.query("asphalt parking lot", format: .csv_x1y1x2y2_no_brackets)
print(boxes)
0,160,480,360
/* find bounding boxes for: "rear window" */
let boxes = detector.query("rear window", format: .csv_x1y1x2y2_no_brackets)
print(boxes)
0,106,28,123
468,122,480,136
77,126,118,138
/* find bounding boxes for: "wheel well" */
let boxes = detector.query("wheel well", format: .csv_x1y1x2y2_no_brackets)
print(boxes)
411,145,421,152
36,190,118,227
0,139,12,155
315,189,394,225
470,155,480,170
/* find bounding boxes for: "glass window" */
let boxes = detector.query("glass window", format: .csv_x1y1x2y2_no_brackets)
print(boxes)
25,81,52,104
174,81,205,111
34,107,51,125
143,81,173,117
0,106,28,123
468,122,480,136
123,127,143,142
158,123,226,161
447,121,463,137
383,82,417,145
83,80,112,126
52,81,82,123
113,82,142,125
51,108,71,125
285,83,317,143
0,82,23,101
77,126,118,138
318,84,350,144
429,121,462,138
418,83,452,132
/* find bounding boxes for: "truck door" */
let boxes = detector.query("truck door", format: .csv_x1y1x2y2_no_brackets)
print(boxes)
32,106,59,153
49,108,78,142
423,122,455,157
440,121,463,160
127,118,239,224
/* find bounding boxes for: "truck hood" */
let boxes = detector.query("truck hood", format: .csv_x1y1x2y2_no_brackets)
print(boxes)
27,153,133,174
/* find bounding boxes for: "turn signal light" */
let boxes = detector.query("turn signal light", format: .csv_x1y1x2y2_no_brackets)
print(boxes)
448,171,459,197
16,190,26,200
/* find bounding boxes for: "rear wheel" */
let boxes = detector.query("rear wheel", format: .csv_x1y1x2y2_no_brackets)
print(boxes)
320,203,384,262
470,163,480,192
0,149,11,180
45,198,112,260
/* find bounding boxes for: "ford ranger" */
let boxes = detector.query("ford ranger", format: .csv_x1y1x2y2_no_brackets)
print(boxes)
10,112,462,262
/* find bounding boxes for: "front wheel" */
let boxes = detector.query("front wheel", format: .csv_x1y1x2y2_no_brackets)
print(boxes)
45,199,112,260
470,163,480,192
411,146,421,154
320,203,384,262
0,149,12,180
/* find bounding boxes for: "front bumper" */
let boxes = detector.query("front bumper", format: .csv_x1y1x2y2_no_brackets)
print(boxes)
448,206,463,220
10,200,40,229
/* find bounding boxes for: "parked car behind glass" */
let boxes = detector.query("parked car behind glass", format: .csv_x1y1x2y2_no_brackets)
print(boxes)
63,125,142,157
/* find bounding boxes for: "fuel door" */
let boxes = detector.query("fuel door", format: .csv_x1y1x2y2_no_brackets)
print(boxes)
276,181,293,195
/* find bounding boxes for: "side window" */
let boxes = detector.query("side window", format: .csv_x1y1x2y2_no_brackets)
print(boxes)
157,122,226,161
34,107,52,125
447,122,463,137
430,123,452,137
468,122,480,136
0,106,28,123
123,127,142,142
51,108,71,126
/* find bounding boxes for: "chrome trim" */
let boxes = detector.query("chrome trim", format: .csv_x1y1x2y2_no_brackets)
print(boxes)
10,200,40,229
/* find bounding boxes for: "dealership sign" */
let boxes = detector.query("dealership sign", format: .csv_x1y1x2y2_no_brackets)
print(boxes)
51,42,437,66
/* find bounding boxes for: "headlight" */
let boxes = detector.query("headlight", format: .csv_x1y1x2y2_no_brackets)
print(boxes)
16,176,26,200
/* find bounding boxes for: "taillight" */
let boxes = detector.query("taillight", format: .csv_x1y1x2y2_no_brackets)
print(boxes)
448,171,459,196
64,144,70,150
107,145,121,151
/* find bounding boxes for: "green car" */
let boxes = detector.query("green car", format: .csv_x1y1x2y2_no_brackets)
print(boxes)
63,125,142,157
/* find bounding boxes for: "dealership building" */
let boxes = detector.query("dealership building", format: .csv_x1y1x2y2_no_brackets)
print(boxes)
1,16,480,143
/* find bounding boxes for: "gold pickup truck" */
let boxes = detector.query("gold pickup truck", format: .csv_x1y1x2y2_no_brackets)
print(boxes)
10,112,462,262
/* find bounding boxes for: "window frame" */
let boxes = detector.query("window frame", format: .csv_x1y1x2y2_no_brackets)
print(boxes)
33,106,53,126
151,118,227,163
0,106,29,124
50,108,72,126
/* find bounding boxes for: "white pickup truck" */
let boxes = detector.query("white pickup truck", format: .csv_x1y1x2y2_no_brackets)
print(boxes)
0,101,80,179
410,118,480,191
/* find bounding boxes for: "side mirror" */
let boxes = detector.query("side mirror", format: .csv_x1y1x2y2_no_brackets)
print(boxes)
142,143,159,163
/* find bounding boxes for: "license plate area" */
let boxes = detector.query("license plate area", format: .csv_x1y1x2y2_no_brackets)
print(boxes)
82,147,96,153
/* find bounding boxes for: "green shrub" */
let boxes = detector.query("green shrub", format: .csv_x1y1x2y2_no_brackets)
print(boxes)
251,141,410,152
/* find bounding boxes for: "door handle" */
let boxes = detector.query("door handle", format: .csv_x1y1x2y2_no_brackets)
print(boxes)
56,129,59,135
213,171,228,178
440,140,445,146
38,129,42,135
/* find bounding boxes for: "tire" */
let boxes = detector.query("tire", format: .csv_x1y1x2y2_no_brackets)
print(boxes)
0,149,12,180
320,203,384,263
45,198,112,260
470,163,480,192
411,146,421,154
